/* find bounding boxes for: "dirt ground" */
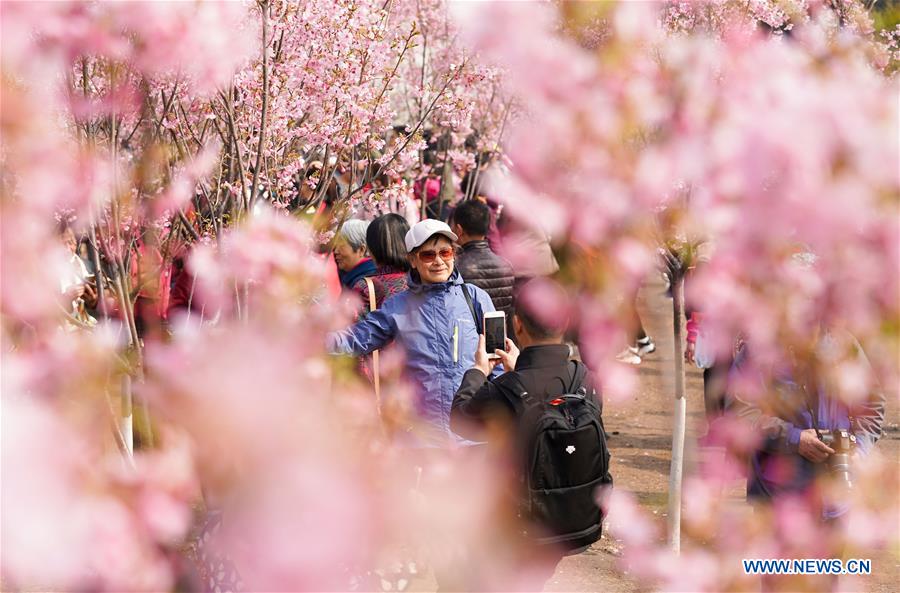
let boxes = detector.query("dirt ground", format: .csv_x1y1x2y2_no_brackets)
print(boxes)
410,279,899,592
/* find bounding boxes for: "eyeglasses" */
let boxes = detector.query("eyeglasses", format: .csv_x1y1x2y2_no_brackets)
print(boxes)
417,247,454,263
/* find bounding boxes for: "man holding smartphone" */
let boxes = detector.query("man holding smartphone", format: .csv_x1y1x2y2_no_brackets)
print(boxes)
451,279,598,430
450,279,609,589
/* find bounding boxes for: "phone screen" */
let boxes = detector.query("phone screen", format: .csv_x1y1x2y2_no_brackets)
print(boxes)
484,315,506,355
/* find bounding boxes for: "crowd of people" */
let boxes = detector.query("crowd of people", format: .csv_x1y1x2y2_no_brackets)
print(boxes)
55,151,887,592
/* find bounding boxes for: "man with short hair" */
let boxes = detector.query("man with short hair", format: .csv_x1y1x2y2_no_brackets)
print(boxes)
450,200,516,336
450,279,610,589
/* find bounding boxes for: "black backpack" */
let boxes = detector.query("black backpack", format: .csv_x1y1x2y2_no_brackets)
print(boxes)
494,361,613,550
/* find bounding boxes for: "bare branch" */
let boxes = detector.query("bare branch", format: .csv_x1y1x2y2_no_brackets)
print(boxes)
249,1,272,213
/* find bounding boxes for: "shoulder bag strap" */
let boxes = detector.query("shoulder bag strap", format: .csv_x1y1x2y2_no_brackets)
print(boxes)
568,360,588,395
493,371,539,415
461,283,482,334
364,277,381,410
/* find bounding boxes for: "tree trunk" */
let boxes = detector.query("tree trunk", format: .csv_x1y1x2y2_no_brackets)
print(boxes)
121,372,134,457
248,1,270,213
437,146,454,218
667,273,687,553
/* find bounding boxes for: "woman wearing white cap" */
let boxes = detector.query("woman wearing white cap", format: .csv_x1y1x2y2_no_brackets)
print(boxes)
328,218,501,448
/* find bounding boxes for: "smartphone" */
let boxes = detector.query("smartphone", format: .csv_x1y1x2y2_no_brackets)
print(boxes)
483,311,507,360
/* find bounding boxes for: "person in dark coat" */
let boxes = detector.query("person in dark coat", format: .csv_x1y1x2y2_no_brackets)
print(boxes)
451,200,516,335
450,279,600,443
450,279,604,590
459,168,503,250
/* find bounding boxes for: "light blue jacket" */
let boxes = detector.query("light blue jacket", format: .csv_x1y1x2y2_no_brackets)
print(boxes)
328,269,501,447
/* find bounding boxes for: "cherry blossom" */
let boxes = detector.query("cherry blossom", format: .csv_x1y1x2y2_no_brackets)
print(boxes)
2,1,897,591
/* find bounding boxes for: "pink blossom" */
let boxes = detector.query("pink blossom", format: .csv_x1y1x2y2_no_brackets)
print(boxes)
1,366,193,591
515,276,571,335
606,490,659,548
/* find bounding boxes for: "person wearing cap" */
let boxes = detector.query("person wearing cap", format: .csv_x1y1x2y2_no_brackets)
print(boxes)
327,219,502,448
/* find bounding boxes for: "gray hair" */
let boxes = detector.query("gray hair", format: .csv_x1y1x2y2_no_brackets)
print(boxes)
338,219,370,252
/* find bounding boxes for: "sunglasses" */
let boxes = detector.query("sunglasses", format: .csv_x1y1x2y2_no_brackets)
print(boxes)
417,247,455,264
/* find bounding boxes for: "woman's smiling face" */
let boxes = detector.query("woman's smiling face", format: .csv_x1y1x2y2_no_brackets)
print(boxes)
410,235,454,284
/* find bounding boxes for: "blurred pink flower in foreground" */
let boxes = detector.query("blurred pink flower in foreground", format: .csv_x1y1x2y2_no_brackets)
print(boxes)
2,346,198,591
459,0,898,398
147,213,536,590
2,1,897,591
457,2,899,591
2,1,256,95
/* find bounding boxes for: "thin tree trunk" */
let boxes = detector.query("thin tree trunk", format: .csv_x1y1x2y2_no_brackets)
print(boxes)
437,139,454,217
465,163,481,202
234,280,243,322
493,98,513,153
112,271,136,455
220,89,248,216
668,274,687,553
121,373,134,457
420,175,428,220
109,99,138,457
248,1,270,213
89,221,108,318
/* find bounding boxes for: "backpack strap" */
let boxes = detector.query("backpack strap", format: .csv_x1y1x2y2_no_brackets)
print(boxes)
461,282,483,335
364,277,381,410
492,371,536,413
567,360,588,396
495,362,588,411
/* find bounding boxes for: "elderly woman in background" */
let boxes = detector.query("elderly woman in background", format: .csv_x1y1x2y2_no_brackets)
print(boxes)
333,219,377,291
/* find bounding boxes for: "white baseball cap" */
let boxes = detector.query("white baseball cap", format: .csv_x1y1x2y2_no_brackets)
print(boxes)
404,219,458,252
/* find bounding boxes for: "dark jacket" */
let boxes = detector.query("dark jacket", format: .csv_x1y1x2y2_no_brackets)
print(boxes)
455,240,515,317
450,344,599,440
